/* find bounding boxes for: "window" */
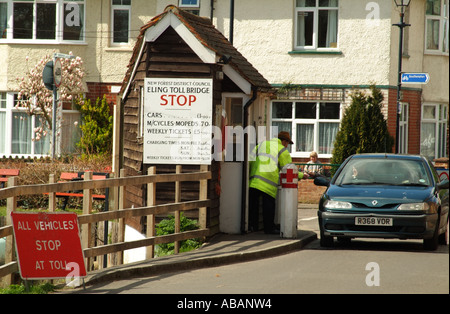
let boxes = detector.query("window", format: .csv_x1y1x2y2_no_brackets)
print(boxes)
0,0,85,42
398,103,409,154
179,0,199,8
0,92,6,154
112,0,131,44
295,0,339,50
425,0,449,54
0,92,80,158
179,0,200,15
0,2,7,38
421,103,448,160
271,101,341,157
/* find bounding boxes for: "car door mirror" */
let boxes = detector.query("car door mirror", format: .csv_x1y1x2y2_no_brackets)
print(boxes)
437,179,449,191
314,176,330,187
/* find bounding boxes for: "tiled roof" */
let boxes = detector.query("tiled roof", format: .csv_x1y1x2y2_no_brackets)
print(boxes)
120,5,272,97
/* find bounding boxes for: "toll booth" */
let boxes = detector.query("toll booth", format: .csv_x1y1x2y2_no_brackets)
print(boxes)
117,6,272,235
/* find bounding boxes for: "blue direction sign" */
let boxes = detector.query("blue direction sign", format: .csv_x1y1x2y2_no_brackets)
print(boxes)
401,73,430,84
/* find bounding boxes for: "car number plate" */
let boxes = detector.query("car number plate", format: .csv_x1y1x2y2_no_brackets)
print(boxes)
355,217,393,226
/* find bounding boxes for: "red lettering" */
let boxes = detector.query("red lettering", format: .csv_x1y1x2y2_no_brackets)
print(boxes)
160,95,168,106
189,95,196,106
178,95,187,106
168,95,176,105
160,95,197,106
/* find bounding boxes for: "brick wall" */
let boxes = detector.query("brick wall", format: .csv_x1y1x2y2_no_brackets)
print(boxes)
298,179,327,204
85,82,121,114
387,88,422,154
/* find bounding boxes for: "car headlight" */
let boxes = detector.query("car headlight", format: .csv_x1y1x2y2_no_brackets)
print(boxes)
397,202,430,211
324,200,352,209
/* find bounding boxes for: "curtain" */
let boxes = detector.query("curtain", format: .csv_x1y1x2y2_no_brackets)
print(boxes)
0,112,5,154
427,19,440,50
296,124,314,152
60,111,81,154
319,122,339,154
272,122,292,152
12,112,32,155
325,2,338,47
421,123,436,160
34,117,51,155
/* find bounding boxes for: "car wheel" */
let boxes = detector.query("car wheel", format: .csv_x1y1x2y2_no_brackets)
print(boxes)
438,216,449,245
320,229,334,247
424,217,440,251
337,237,351,245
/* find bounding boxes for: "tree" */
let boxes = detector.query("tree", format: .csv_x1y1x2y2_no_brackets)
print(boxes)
76,95,113,157
16,52,85,141
331,86,394,165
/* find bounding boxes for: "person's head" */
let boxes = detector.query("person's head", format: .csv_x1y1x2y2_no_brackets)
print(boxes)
278,131,293,148
309,151,318,162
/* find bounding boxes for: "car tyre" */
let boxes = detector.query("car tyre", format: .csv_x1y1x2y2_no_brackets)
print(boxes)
320,229,334,247
438,216,449,245
424,217,440,251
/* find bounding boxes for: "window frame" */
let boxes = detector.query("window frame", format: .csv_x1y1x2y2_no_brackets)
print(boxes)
111,0,131,46
179,0,200,15
270,99,342,158
398,102,409,155
420,103,449,160
0,91,81,158
294,0,339,51
179,0,200,8
425,0,449,55
0,0,86,44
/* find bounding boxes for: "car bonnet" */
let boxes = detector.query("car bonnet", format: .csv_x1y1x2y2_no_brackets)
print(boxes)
327,185,433,208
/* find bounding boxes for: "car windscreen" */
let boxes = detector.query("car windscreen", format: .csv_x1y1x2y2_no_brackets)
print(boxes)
335,158,431,187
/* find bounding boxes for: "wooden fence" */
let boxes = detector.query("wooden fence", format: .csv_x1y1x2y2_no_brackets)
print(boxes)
0,166,211,286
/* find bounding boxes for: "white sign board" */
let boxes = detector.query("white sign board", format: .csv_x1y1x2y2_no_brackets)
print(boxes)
143,78,213,165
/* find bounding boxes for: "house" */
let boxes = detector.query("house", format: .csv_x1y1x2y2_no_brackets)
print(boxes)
1,0,158,157
210,0,448,163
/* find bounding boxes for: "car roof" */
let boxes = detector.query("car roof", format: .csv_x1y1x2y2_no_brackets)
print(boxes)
350,154,425,161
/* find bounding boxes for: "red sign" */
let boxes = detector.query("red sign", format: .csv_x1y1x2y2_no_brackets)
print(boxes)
10,212,86,280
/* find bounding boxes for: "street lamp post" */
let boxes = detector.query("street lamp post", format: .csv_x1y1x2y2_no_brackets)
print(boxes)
393,0,411,154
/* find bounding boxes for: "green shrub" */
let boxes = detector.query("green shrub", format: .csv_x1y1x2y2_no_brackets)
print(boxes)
0,283,55,294
155,213,202,256
331,85,394,165
76,95,113,157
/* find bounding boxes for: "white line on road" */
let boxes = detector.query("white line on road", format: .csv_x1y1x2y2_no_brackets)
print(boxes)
299,217,318,221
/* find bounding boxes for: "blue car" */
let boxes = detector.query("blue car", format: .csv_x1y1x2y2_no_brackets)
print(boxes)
315,154,449,250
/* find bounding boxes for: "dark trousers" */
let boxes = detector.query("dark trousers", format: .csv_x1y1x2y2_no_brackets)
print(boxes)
249,188,276,233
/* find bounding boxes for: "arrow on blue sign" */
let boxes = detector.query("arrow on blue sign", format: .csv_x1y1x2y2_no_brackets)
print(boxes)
401,73,430,84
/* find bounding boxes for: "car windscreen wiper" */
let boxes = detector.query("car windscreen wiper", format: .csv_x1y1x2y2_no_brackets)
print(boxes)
393,183,429,187
341,182,390,186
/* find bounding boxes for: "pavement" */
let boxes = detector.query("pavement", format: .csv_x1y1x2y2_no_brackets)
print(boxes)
74,204,319,288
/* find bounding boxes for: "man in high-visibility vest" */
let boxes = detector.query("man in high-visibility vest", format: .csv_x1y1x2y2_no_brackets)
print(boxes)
249,131,304,234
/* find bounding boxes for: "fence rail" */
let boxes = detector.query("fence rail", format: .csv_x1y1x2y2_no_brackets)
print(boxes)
0,166,211,286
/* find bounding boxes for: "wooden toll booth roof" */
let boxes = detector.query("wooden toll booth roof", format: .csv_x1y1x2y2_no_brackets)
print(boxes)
120,5,272,98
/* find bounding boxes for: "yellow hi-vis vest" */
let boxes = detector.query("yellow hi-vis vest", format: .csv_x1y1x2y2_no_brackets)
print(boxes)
249,138,293,199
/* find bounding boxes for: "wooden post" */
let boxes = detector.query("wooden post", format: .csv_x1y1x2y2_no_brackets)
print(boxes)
199,165,208,230
146,167,156,259
48,174,56,212
174,165,182,254
117,169,126,265
5,177,17,286
82,171,93,271
109,172,119,267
